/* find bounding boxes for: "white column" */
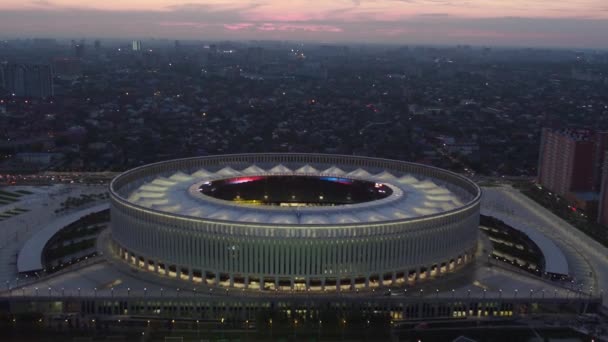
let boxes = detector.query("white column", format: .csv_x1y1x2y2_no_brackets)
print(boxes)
262,241,267,275
239,239,244,275
346,240,352,275
298,242,303,276
383,238,389,271
332,240,337,275
290,241,295,276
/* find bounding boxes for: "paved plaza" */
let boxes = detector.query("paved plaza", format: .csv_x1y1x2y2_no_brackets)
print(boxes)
0,184,107,290
0,183,604,304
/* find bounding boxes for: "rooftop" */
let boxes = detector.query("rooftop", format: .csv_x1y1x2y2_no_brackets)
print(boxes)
125,162,473,225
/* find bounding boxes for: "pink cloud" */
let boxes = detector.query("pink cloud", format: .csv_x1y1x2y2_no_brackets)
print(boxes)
159,21,211,28
223,22,254,30
256,23,343,32
242,7,335,22
257,23,276,31
247,12,321,22
221,22,343,33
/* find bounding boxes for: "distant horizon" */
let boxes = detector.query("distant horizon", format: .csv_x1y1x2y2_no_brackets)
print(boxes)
0,1,607,49
2,36,607,52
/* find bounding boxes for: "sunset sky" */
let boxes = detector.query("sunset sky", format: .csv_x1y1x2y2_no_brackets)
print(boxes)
1,0,607,47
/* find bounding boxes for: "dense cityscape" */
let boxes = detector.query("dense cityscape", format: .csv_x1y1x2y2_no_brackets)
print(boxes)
2,39,608,176
1,6,608,342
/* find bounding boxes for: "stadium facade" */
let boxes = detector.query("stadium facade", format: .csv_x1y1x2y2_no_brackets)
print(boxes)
109,154,481,291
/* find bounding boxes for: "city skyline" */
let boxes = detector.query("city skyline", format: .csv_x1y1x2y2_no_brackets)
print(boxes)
0,0,607,48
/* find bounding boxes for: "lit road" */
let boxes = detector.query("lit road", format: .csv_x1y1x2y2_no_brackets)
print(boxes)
483,185,607,305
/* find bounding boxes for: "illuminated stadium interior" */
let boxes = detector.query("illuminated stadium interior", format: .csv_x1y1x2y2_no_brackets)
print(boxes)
199,175,392,206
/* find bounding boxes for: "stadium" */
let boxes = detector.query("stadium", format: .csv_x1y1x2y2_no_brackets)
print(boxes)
109,154,481,292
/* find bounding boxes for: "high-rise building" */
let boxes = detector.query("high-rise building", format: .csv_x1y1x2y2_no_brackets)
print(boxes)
599,151,608,226
594,132,608,189
3,63,26,96
1,63,53,98
25,65,54,98
537,128,596,196
132,40,142,51
72,40,85,58
538,128,608,223
0,63,5,90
